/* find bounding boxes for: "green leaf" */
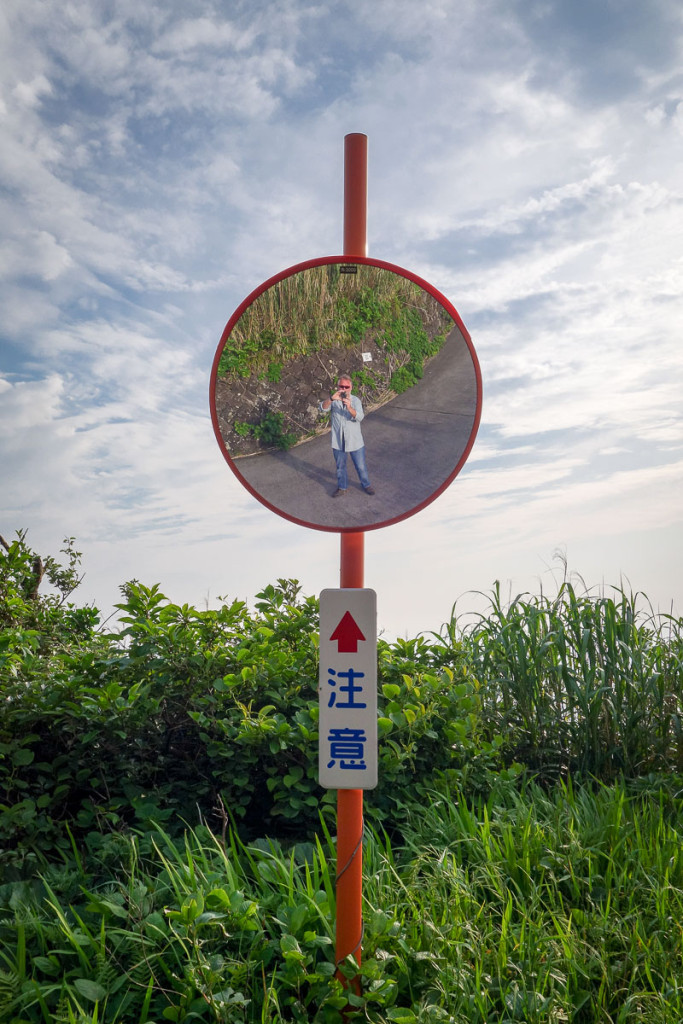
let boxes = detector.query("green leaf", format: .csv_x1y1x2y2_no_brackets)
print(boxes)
387,1009,417,1023
11,748,35,766
85,897,128,920
73,978,107,1002
181,894,204,922
283,766,304,788
382,684,401,699
32,956,59,976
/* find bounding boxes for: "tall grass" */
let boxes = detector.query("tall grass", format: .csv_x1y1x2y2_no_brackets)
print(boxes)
3,561,683,1022
2,781,683,1022
217,263,453,381
389,778,683,1022
443,582,683,783
0,826,344,1024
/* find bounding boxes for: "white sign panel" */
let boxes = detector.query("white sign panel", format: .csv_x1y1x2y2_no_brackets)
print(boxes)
318,589,377,789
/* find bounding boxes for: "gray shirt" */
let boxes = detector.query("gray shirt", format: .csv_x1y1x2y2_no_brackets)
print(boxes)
318,395,365,452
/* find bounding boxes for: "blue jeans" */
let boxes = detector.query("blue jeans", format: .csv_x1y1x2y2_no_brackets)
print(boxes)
333,447,371,490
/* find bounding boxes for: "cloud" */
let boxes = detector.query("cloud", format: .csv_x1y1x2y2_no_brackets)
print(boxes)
12,72,53,108
0,374,65,434
511,0,683,102
1,0,682,633
0,227,72,282
151,16,256,54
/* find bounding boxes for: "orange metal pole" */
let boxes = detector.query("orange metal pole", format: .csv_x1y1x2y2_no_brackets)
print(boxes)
336,133,368,993
343,133,368,258
340,532,364,588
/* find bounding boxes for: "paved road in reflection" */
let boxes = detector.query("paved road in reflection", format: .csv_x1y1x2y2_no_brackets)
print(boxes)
231,325,479,530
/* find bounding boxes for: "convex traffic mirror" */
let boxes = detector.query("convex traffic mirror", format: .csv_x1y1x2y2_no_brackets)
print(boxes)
210,256,482,532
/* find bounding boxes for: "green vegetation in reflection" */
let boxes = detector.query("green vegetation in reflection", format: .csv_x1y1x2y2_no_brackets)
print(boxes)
218,265,452,388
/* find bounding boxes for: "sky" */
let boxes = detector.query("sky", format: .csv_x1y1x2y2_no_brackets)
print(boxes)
1,0,682,639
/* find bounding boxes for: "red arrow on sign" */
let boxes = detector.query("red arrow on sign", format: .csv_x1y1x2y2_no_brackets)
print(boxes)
330,611,366,653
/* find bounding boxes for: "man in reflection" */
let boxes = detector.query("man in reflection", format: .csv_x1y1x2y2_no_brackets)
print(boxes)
319,373,375,497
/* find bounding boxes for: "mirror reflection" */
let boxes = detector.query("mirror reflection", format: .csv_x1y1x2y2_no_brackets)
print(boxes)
211,260,480,530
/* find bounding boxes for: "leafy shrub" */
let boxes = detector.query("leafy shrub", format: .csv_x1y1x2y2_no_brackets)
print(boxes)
2,532,683,874
231,412,297,451
0,538,505,868
3,782,683,1023
3,534,683,1022
389,366,415,394
252,411,297,450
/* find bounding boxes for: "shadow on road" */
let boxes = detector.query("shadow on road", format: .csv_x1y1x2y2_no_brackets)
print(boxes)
231,325,479,529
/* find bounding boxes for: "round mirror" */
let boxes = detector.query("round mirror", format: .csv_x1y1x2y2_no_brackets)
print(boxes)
209,256,482,532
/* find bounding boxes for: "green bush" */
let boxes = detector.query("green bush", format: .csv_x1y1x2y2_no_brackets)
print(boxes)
0,538,506,869
2,532,682,873
232,411,297,450
3,782,683,1023
2,533,683,1023
252,411,297,450
389,366,415,394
